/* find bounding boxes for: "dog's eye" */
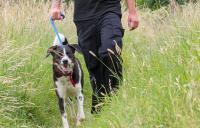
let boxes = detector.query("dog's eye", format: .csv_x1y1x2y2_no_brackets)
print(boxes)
66,52,69,55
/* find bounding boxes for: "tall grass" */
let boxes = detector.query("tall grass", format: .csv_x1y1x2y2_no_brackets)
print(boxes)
0,1,199,128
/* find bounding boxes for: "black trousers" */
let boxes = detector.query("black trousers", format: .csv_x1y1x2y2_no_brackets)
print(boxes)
75,12,124,113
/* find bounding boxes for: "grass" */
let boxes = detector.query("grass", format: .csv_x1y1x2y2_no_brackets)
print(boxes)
0,1,200,128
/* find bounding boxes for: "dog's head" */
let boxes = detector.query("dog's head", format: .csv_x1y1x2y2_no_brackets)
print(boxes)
47,33,82,74
47,44,81,74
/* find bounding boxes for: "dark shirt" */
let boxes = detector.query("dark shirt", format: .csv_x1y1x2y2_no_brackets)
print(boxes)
74,0,121,21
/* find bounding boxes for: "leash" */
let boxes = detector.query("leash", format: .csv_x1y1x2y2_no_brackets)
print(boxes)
50,14,77,87
50,13,65,48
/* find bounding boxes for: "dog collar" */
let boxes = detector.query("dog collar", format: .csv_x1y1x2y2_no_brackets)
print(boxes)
67,63,77,87
68,74,76,87
53,63,77,87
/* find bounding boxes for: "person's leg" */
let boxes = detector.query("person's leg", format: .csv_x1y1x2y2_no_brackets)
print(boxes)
75,12,124,113
75,20,103,114
98,12,124,94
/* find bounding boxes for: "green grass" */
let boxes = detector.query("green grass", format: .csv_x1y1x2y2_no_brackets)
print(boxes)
0,1,200,128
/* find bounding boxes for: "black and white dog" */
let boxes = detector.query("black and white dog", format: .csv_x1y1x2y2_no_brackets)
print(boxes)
47,33,85,128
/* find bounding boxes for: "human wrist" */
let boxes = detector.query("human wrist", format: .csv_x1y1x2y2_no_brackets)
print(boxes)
128,8,137,15
51,0,61,9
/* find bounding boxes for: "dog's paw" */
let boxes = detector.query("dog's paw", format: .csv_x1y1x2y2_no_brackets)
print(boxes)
79,117,85,122
77,115,85,122
77,112,85,120
76,114,85,126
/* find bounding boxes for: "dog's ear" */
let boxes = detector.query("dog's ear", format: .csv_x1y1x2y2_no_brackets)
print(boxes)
63,38,69,45
68,44,82,54
46,45,58,58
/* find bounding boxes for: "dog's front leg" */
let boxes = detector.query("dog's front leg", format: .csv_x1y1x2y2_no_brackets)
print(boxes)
55,81,69,128
76,85,85,125
67,97,76,119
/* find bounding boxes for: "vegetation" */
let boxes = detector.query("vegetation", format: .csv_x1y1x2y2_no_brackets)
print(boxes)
136,0,188,9
0,0,199,128
4,0,194,10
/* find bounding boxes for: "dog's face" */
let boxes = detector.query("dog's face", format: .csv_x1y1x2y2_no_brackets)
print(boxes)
47,45,77,73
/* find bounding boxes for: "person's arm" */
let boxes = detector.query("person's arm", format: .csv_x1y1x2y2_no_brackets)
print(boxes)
126,0,139,30
50,0,62,20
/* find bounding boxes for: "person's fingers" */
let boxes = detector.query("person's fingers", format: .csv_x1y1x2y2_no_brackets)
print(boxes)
129,22,133,30
50,10,61,20
52,13,57,20
57,13,61,20
54,12,60,20
128,18,139,31
133,20,139,29
128,18,133,30
129,20,135,31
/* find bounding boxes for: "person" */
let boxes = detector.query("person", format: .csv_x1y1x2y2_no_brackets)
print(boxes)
50,0,139,114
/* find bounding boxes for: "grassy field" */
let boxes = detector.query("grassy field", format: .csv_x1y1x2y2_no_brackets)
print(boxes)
0,1,200,128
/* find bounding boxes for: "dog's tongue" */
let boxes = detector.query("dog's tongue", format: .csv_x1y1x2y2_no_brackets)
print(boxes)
63,64,68,68
61,64,68,72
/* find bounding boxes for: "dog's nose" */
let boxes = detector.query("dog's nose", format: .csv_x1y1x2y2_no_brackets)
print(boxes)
62,60,68,64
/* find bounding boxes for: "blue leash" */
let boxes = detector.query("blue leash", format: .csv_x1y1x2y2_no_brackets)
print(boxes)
50,14,65,48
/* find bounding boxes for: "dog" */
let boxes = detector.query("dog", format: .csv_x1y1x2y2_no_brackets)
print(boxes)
47,33,85,128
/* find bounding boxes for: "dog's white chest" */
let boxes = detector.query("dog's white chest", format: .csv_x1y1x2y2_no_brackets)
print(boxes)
56,76,79,97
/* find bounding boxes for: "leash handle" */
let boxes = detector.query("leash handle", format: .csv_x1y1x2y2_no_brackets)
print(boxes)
50,13,65,48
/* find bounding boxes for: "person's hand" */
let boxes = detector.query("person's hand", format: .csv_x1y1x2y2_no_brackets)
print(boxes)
128,11,139,31
50,7,62,20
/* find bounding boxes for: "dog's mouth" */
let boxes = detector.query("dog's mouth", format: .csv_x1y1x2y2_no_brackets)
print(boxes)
61,64,70,73
63,64,68,68
54,62,73,75
62,63,73,68
61,63,74,74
